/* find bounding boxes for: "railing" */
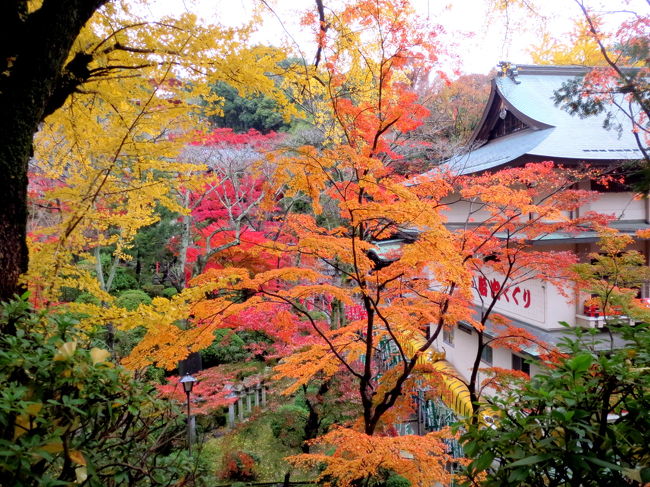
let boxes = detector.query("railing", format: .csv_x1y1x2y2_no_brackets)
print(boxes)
224,381,270,428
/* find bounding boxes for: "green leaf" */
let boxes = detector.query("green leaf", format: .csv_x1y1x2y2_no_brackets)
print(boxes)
506,455,552,468
472,451,495,472
508,468,529,482
568,353,593,373
583,456,623,471
641,467,650,482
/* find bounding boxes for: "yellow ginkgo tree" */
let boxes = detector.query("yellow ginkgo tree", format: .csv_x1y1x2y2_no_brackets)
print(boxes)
1,0,297,302
12,1,303,371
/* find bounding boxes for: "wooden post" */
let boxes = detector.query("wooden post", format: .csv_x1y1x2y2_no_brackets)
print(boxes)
254,383,261,408
246,387,252,412
236,386,245,422
261,383,267,406
228,402,236,427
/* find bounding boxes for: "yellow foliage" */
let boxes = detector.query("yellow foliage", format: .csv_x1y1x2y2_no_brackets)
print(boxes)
90,347,111,364
53,341,78,361
529,19,607,66
25,2,301,369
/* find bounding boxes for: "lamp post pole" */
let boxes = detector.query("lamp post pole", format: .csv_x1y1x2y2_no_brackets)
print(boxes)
180,374,197,455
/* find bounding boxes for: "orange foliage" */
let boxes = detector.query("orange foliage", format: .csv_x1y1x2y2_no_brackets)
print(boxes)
186,0,607,438
288,426,461,487
152,2,615,484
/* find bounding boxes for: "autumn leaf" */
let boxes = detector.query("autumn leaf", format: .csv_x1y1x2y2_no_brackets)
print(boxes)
90,347,111,365
53,341,77,361
68,450,86,466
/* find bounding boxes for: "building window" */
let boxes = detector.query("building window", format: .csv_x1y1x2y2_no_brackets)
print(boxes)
458,322,473,334
443,326,454,346
481,345,493,365
512,354,530,375
489,108,528,139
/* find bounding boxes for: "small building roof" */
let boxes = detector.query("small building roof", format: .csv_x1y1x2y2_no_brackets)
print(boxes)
435,64,646,176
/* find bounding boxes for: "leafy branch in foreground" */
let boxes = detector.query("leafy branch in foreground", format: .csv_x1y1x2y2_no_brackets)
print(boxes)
0,296,200,487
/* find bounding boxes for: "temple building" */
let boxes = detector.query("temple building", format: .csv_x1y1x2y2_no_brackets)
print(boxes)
424,63,649,383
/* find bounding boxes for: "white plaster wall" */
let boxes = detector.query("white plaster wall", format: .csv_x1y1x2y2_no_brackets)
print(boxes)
441,197,492,224
528,361,543,377
434,326,528,390
433,327,476,383
471,274,576,330
541,281,576,329
428,187,650,389
588,192,645,220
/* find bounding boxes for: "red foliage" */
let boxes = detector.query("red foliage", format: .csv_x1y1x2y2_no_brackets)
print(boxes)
219,451,258,481
220,304,322,359
157,366,241,415
479,367,530,394
190,127,284,148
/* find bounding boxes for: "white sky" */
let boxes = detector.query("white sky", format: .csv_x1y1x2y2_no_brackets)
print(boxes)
141,0,648,75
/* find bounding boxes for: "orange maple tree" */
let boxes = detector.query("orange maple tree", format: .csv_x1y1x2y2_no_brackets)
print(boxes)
184,2,465,484
180,1,613,484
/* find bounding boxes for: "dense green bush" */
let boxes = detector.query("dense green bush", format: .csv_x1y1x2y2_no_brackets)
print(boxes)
200,329,247,367
269,405,309,449
141,283,165,297
384,473,411,487
59,286,82,303
0,297,199,486
461,323,650,486
116,289,152,310
113,326,146,359
75,292,101,305
162,287,178,298
109,267,138,293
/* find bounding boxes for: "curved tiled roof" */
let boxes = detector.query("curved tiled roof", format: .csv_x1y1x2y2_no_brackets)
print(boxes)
496,69,643,160
444,128,554,175
426,64,647,177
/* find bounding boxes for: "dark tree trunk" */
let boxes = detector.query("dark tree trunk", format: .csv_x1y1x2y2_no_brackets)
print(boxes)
302,380,330,453
0,0,108,302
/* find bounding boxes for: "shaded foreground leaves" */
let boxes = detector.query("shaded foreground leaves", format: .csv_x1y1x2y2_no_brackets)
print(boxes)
0,296,199,486
460,322,650,487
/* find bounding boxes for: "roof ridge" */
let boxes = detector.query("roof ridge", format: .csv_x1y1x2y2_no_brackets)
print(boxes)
505,63,642,77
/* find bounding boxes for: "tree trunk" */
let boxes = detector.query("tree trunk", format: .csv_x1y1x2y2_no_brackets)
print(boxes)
177,191,192,290
0,139,29,302
0,0,108,302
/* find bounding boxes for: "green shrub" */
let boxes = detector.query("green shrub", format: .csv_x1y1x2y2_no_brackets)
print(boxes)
200,329,247,367
145,365,167,384
116,289,152,310
385,473,411,487
269,405,309,449
114,326,146,358
0,296,199,486
142,283,165,297
59,286,82,303
75,292,101,305
162,287,178,298
460,323,650,487
110,267,138,292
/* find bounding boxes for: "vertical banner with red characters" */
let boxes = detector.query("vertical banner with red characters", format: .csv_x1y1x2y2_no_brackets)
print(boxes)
473,273,546,325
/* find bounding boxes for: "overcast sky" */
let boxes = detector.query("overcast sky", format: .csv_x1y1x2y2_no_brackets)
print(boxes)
141,0,647,75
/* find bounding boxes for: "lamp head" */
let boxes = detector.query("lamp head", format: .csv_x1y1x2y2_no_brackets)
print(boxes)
180,374,197,394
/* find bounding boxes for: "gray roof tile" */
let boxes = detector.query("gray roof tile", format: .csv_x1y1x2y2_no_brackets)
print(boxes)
496,73,643,160
420,65,647,178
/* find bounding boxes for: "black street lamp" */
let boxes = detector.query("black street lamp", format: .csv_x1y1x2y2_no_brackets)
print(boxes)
180,374,197,454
